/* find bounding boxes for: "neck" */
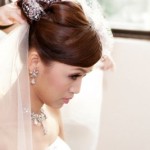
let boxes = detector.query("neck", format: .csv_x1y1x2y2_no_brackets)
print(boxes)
31,100,43,113
30,86,44,113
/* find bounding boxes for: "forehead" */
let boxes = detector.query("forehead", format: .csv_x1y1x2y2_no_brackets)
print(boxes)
49,61,92,73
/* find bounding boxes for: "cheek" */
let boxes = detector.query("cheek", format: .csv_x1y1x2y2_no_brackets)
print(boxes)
49,78,65,91
43,71,70,94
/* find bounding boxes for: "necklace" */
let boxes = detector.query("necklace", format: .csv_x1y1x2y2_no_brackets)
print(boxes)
31,109,47,135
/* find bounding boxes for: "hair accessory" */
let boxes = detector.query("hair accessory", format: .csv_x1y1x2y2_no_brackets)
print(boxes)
22,0,60,21
31,108,47,135
22,1,44,21
37,0,60,4
29,69,39,85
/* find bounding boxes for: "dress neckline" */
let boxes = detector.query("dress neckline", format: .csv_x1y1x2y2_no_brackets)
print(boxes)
46,137,71,150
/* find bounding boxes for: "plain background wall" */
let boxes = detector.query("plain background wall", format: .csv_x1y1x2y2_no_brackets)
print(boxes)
97,38,150,150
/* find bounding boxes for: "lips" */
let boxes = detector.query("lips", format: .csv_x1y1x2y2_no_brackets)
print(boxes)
63,99,70,104
63,97,73,104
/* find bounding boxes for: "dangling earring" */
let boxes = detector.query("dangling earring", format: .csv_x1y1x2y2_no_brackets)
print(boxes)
29,69,39,85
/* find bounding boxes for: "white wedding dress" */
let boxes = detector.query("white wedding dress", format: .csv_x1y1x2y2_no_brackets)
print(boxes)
46,137,71,150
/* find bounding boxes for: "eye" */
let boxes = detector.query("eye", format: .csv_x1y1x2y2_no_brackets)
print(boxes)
69,74,82,80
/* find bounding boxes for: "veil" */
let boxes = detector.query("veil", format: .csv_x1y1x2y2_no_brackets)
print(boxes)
0,23,33,149
0,0,113,149
61,0,113,150
77,0,113,55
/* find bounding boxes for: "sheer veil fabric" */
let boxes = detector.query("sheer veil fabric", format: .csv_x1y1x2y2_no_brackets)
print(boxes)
0,23,33,149
77,0,113,54
61,69,103,150
61,0,113,149
0,0,112,149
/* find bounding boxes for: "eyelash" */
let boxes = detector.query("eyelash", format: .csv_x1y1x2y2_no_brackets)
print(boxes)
69,74,82,80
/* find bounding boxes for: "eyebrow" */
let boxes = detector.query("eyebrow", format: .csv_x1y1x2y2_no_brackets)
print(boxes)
75,68,92,73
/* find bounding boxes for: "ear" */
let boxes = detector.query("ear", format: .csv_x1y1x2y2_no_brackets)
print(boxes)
28,50,40,71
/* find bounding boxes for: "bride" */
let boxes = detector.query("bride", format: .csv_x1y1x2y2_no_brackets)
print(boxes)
0,0,115,149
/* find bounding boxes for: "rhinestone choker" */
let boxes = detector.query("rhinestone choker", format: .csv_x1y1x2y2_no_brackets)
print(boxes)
31,109,47,135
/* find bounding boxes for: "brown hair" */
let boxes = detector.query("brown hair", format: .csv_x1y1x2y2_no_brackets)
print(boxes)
17,0,102,67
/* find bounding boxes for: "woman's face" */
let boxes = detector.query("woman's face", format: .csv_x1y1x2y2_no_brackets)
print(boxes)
30,56,92,109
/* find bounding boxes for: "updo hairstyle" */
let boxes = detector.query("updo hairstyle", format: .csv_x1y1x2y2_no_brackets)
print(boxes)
17,0,102,67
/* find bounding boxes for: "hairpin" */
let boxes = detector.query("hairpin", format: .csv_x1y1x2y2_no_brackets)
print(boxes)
22,0,61,21
37,0,60,5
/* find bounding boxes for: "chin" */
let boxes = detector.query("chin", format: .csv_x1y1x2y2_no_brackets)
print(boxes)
51,103,64,109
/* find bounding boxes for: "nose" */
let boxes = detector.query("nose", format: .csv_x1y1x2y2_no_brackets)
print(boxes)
69,79,82,94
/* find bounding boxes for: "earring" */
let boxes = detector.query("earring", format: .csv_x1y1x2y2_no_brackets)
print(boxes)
29,69,39,85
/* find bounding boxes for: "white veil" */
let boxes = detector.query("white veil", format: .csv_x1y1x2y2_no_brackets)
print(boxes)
0,23,33,149
78,0,113,54
61,0,113,150
0,0,113,149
